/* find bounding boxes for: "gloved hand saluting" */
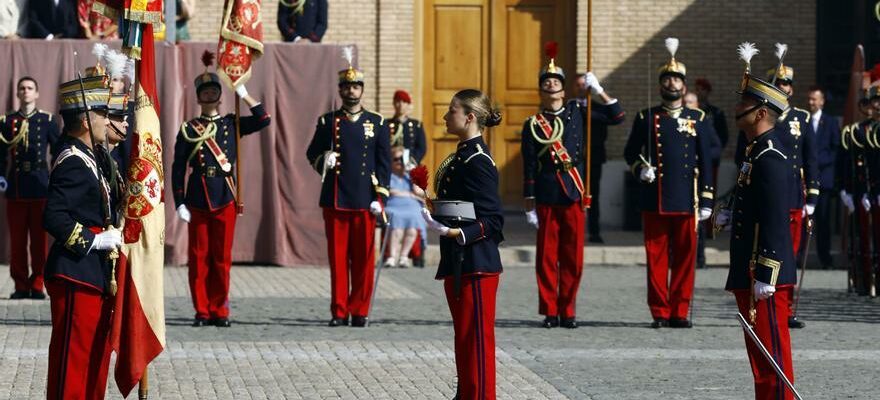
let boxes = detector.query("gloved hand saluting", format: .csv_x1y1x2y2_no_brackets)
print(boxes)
584,71,604,96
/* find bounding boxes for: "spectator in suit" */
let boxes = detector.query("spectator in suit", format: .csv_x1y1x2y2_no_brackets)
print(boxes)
0,0,20,38
807,85,840,268
277,0,327,43
25,0,78,39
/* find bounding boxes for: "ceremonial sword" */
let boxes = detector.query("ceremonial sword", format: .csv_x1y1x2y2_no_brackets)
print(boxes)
366,215,393,327
791,217,813,324
736,313,804,400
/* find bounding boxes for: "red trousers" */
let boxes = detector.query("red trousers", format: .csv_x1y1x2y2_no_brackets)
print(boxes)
445,274,498,400
323,208,376,319
187,204,237,319
6,199,47,292
734,288,795,400
788,210,803,255
535,203,585,318
46,279,113,400
642,212,696,320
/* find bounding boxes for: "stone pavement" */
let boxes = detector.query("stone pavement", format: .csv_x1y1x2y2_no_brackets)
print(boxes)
0,263,878,399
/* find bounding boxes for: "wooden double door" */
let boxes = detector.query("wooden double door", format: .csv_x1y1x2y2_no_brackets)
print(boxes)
422,0,577,206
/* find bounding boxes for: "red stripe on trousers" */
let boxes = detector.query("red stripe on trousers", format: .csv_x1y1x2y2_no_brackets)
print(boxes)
445,274,498,400
788,210,803,255
323,208,376,318
642,212,696,320
535,203,585,318
6,199,47,292
187,203,237,319
734,288,795,400
46,279,113,400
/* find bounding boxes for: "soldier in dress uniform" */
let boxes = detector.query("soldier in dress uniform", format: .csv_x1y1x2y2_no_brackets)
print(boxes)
623,38,715,328
386,90,426,169
0,76,60,299
43,73,123,400
716,43,797,400
172,51,271,328
840,86,880,296
421,88,504,400
306,48,390,327
521,41,624,329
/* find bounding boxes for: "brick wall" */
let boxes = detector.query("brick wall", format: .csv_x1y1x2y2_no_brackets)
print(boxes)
576,0,817,159
188,0,816,158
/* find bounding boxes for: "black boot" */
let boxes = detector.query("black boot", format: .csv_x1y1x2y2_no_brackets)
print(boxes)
542,316,559,328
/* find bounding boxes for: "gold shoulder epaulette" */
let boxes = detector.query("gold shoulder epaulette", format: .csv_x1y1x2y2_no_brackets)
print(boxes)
686,106,706,121
365,110,385,125
793,107,811,123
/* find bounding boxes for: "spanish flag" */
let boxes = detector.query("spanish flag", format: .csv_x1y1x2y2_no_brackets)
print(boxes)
110,22,166,397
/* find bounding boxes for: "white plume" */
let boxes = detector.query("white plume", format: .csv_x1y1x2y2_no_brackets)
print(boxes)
103,49,129,79
91,43,108,63
737,42,759,65
342,46,354,66
774,42,788,61
125,58,136,83
664,37,679,58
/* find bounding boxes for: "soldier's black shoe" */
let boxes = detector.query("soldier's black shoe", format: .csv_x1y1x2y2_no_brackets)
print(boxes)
29,291,46,300
192,318,210,327
560,318,578,329
788,316,805,329
351,316,368,327
542,316,559,328
651,318,668,329
212,318,231,327
328,317,348,327
588,235,605,244
9,291,30,299
668,318,693,328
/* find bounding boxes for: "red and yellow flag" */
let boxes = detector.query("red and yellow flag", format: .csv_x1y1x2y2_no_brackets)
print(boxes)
217,0,264,88
108,18,166,399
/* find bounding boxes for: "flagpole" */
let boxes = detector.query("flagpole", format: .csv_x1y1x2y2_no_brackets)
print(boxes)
138,365,149,399
234,93,243,215
584,0,593,209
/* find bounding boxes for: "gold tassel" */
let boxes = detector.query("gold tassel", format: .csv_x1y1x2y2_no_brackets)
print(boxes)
109,247,119,296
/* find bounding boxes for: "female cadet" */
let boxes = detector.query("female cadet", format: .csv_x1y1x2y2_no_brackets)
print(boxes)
423,89,504,399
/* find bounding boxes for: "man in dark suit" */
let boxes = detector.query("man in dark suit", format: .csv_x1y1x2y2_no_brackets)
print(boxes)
277,0,327,43
24,0,78,39
806,86,840,269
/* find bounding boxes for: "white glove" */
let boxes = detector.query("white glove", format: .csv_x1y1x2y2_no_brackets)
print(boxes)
584,72,604,96
698,207,712,221
45,34,54,40
422,208,450,236
90,229,122,251
177,205,191,223
753,280,776,300
639,166,656,183
323,151,338,170
840,190,854,213
804,204,815,216
714,209,732,229
369,201,383,215
0,176,7,192
292,35,303,43
525,209,539,229
862,194,871,212
235,84,249,98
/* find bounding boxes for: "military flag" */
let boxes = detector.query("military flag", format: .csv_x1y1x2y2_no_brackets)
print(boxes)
217,0,264,88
